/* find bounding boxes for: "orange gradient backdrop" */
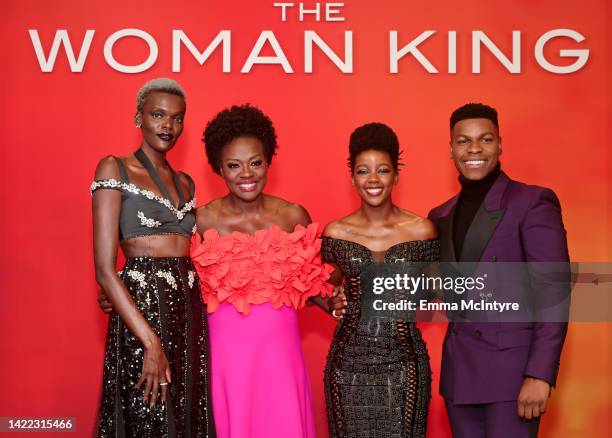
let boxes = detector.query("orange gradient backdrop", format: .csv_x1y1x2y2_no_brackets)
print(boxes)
1,1,610,437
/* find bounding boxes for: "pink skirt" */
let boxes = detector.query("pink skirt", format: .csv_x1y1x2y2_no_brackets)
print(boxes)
208,302,316,438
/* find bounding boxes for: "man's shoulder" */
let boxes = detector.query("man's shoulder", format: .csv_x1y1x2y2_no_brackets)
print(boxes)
504,175,559,206
506,174,547,192
428,196,458,220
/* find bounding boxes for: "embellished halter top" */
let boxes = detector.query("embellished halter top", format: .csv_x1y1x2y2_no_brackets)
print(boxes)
90,148,197,241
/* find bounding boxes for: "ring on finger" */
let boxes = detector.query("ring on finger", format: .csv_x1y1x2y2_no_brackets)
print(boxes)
160,382,169,386
332,309,338,318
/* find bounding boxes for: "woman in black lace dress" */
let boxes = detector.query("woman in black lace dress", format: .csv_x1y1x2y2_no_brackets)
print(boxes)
322,123,439,438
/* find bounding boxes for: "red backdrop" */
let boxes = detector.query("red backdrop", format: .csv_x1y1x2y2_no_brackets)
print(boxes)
1,1,610,436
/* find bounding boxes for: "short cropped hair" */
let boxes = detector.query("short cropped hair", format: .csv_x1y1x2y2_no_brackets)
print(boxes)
450,103,498,130
136,78,186,113
348,123,402,172
203,104,278,174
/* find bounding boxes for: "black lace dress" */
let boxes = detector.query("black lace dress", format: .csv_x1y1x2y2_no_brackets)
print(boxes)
321,237,440,438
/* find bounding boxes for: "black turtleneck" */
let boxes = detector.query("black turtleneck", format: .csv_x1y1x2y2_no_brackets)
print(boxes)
453,163,501,258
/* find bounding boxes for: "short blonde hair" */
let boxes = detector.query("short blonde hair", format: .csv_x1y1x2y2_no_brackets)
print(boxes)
136,78,186,113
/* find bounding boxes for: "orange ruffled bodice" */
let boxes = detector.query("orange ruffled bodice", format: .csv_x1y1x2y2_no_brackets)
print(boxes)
190,223,333,315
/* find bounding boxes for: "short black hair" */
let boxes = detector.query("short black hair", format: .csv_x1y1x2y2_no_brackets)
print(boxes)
203,104,277,174
348,123,402,172
450,103,499,130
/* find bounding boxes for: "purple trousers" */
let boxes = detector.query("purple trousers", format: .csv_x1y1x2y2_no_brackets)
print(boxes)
445,399,540,438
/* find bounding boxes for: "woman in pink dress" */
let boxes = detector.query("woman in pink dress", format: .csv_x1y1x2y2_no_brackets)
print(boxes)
190,104,334,438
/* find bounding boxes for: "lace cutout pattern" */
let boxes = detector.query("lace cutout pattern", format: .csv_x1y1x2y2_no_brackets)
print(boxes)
321,237,439,438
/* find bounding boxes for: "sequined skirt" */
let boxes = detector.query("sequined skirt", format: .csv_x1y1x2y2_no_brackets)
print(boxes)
97,257,215,438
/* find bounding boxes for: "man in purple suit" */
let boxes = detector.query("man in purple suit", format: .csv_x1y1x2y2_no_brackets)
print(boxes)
428,103,569,437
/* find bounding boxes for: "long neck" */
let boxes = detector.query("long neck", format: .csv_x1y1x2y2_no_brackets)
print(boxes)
139,144,167,169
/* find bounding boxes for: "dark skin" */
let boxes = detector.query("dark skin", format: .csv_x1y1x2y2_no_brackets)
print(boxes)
99,137,339,317
451,118,550,420
198,136,340,312
450,117,502,181
197,136,309,236
325,149,437,318
93,91,187,408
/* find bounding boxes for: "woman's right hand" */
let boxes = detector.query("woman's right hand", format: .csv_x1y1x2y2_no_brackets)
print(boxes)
97,289,114,314
136,338,172,408
329,285,347,320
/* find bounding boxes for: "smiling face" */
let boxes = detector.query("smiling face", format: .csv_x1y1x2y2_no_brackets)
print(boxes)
138,91,186,153
450,118,502,180
352,149,398,207
219,136,268,202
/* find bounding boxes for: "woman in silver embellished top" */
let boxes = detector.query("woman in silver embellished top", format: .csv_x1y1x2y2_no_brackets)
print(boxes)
322,123,439,438
91,78,215,437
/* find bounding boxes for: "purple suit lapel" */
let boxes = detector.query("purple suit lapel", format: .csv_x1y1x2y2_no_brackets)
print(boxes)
436,202,458,262
435,172,510,263
459,173,509,262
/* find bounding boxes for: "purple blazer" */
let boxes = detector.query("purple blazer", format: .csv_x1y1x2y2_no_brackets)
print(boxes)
428,171,569,405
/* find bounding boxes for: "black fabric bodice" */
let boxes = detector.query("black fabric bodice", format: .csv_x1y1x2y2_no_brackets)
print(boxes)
321,237,439,438
90,149,196,241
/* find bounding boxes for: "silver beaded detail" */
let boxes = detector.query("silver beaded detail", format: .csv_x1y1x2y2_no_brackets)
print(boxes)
156,270,178,290
188,271,196,288
90,179,196,219
137,211,162,228
127,270,148,288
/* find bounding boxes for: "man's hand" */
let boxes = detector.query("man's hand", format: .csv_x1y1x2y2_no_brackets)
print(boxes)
328,285,347,321
98,289,114,314
517,376,551,420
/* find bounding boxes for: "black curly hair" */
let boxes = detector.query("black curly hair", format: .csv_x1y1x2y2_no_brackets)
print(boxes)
203,104,277,174
348,122,402,172
450,103,498,130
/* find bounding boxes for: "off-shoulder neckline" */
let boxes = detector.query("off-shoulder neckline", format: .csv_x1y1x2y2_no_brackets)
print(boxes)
90,178,196,218
322,236,438,255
